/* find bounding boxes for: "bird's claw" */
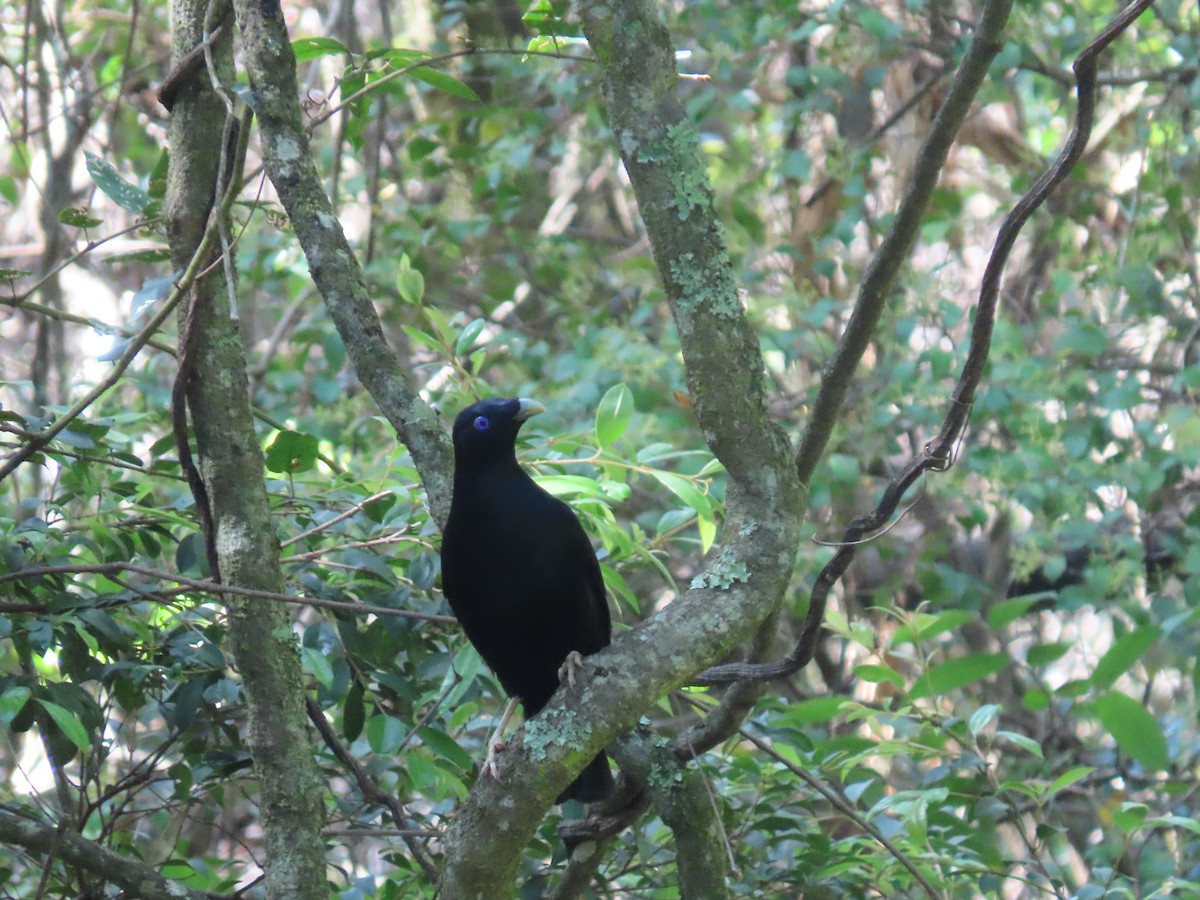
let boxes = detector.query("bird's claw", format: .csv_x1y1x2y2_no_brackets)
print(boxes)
558,650,585,688
482,740,507,780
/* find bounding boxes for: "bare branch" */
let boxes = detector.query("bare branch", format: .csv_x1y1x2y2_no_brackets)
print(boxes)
0,809,231,900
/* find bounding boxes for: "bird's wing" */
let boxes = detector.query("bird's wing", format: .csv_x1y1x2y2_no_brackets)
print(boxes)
556,499,611,651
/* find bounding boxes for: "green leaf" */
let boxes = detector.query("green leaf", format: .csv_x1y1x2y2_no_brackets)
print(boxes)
909,652,1010,700
0,686,32,727
998,778,1042,799
454,317,488,356
1113,802,1149,833
292,36,351,62
1147,814,1200,836
853,663,903,688
1091,625,1159,690
365,713,407,754
395,253,425,304
1026,641,1072,667
446,644,485,708
58,206,103,228
595,383,635,449
987,596,1039,629
890,609,973,646
536,474,609,500
343,681,365,742
523,0,577,37
856,7,899,40
418,726,474,770
789,696,847,724
526,34,589,54
84,152,151,214
968,703,1000,735
265,430,319,473
1047,766,1094,797
649,470,711,517
1095,691,1169,771
409,66,480,103
697,513,716,554
1052,320,1108,358
401,324,444,353
409,136,439,161
38,700,91,753
996,730,1044,758
301,646,333,689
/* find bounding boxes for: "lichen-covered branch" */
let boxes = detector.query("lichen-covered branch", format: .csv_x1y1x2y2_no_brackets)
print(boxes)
229,0,453,525
165,3,327,897
439,1,806,895
613,729,732,900
0,810,228,900
578,1,794,506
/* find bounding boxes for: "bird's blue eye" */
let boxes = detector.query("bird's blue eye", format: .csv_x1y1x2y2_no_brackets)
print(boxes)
473,415,490,431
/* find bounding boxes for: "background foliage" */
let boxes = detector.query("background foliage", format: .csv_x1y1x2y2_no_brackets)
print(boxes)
1,0,1198,896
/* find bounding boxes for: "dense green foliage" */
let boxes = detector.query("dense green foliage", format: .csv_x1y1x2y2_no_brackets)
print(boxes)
1,0,1198,897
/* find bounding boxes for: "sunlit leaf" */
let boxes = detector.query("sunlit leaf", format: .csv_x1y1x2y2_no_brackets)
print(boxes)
909,653,1010,700
38,700,91,753
1095,691,1169,771
409,67,480,103
595,383,635,449
292,36,351,61
84,152,151,213
1091,625,1159,690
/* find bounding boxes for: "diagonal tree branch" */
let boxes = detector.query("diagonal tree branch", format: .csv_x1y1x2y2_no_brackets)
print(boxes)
229,0,453,525
0,809,231,900
696,0,1158,688
793,0,1016,486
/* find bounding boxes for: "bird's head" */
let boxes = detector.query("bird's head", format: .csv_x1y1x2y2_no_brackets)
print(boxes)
450,396,545,469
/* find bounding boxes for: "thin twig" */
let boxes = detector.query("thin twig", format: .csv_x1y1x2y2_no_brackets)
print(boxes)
0,561,455,622
280,491,395,547
736,725,944,900
304,695,440,880
307,46,596,129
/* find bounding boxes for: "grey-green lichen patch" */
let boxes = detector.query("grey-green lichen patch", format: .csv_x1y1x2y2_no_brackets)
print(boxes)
667,252,741,321
690,546,750,590
647,756,684,791
217,517,252,556
637,122,710,221
273,135,303,163
523,711,594,761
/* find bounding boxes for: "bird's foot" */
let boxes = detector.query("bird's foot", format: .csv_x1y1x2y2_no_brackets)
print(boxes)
482,740,507,780
558,650,585,688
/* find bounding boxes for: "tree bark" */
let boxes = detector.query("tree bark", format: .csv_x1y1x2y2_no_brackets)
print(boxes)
164,3,328,897
229,0,454,527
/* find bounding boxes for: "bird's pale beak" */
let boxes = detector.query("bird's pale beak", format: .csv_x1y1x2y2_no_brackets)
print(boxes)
515,398,546,421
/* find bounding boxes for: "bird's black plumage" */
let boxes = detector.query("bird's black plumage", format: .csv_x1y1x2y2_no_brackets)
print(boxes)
441,397,614,803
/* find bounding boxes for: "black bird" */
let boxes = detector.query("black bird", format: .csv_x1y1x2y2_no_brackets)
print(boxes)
441,397,614,803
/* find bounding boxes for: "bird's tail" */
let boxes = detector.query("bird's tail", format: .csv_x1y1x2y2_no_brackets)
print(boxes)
557,751,614,804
